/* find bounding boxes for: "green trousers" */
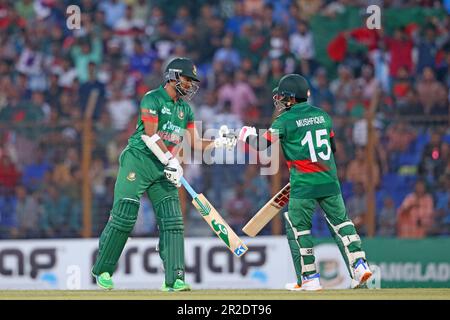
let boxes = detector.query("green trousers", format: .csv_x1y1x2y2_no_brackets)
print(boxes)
92,147,185,286
285,194,367,283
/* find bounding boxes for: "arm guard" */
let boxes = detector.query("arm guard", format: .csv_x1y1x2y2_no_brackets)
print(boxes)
141,134,173,165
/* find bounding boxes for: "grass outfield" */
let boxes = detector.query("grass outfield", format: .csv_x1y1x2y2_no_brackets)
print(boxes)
0,289,449,300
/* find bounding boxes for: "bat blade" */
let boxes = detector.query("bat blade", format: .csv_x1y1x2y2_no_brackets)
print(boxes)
243,183,290,237
192,194,248,257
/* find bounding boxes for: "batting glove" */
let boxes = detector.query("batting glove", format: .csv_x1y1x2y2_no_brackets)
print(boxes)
164,157,183,188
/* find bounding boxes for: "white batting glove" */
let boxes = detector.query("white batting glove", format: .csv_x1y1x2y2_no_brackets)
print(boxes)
213,125,237,150
238,126,257,142
164,157,183,188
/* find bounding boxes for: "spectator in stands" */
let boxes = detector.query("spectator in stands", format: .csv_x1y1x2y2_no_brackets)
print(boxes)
131,0,150,28
311,68,334,110
377,196,397,237
383,27,414,80
57,57,78,89
21,148,51,192
213,33,241,73
217,70,257,121
330,65,355,115
171,5,191,36
415,67,448,115
198,17,225,62
357,64,380,105
346,147,380,190
40,185,78,238
226,183,253,234
396,88,423,115
392,66,414,110
99,0,126,28
197,91,219,133
418,132,447,185
15,39,44,90
129,39,156,76
225,1,251,36
179,23,201,62
79,62,106,120
385,121,416,154
243,165,270,215
196,3,214,42
0,185,17,238
144,58,164,89
414,24,438,74
0,154,21,191
433,174,450,235
397,180,434,238
70,36,103,84
261,57,281,88
106,85,137,131
289,21,315,76
436,50,450,88
15,185,41,238
45,73,62,109
346,182,367,236
15,0,35,21
114,5,140,56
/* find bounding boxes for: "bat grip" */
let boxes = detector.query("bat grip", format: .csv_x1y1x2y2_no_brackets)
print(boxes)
180,176,198,199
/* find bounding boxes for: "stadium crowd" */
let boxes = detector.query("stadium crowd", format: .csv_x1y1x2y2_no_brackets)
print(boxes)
0,0,449,239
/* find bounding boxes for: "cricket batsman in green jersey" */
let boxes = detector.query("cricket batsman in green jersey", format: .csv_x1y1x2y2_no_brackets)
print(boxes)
238,74,372,290
91,57,236,291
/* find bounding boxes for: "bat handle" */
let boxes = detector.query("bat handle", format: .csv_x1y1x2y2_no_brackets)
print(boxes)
180,176,198,199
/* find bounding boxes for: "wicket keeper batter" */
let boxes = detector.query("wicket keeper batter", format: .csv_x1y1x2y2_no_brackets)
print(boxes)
92,57,236,291
238,74,372,290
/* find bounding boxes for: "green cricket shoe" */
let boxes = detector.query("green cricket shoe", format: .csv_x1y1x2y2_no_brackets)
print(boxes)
161,279,191,292
92,271,114,290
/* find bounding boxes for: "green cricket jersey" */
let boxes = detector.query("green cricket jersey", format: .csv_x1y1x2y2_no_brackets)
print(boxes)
265,102,340,199
127,85,195,158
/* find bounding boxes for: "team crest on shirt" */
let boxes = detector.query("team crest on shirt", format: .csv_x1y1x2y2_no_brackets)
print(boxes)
127,172,136,181
178,109,185,120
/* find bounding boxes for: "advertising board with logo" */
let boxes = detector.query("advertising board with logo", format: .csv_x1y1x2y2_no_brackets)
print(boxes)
0,237,448,289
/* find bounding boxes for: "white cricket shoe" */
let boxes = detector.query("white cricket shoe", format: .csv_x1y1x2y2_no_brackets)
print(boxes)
351,259,372,289
285,273,323,291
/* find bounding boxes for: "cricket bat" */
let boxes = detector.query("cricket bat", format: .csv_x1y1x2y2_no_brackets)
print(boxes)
242,183,291,237
181,177,248,257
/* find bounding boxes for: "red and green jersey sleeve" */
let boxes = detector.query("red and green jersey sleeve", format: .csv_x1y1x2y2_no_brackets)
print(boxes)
140,94,160,123
264,116,285,142
186,105,195,129
274,102,341,199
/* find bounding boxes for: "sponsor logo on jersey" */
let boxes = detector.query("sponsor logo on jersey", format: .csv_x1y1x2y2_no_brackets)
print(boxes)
127,172,136,181
161,106,172,115
157,130,182,145
142,108,157,115
162,121,182,133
